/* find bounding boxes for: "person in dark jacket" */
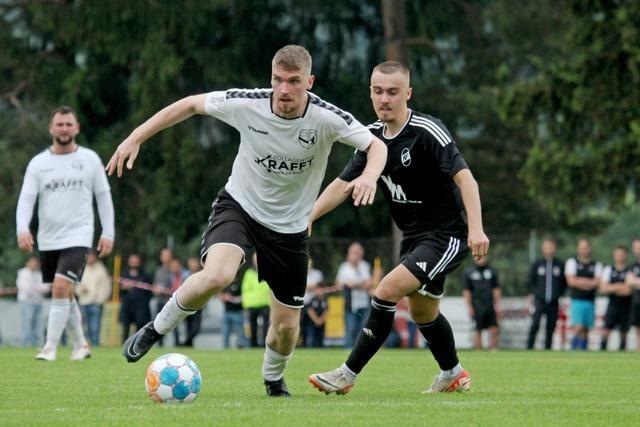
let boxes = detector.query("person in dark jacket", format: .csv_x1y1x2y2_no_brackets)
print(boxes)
120,254,153,344
527,238,567,350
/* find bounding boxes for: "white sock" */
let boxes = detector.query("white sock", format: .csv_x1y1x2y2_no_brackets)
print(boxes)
66,299,88,348
440,362,463,380
262,346,292,381
341,363,357,382
153,293,195,335
44,298,70,351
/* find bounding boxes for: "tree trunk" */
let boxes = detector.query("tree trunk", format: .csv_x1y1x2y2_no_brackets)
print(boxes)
381,0,407,263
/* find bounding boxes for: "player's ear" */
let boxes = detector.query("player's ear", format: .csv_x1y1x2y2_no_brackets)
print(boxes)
307,74,315,90
407,86,413,102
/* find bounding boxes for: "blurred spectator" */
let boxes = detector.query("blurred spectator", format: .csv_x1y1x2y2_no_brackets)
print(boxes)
527,238,566,350
463,254,501,350
153,247,173,346
627,238,640,351
220,274,247,349
305,285,328,348
76,250,111,346
241,253,270,348
169,257,188,345
336,242,372,348
120,254,153,343
16,256,48,347
599,245,632,351
301,257,324,347
565,238,602,350
181,257,204,347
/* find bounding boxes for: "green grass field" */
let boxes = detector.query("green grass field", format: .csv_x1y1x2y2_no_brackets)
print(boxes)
1,347,639,426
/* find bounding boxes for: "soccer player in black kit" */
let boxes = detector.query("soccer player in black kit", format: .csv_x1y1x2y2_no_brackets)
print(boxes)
599,245,632,351
308,61,489,394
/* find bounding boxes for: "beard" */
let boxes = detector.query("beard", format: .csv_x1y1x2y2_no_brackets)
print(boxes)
54,135,74,145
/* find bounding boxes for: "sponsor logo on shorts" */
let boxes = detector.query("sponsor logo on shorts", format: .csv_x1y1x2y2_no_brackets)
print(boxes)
254,154,315,175
362,328,375,339
66,271,78,280
416,261,427,272
293,296,304,302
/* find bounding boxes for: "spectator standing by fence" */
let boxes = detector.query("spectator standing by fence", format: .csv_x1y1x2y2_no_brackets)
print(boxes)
17,256,48,347
76,250,111,346
565,238,602,350
527,238,566,350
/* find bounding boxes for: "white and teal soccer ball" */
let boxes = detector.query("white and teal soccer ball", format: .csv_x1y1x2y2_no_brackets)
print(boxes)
145,353,202,403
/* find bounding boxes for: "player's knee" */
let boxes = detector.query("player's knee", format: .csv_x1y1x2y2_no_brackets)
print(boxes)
51,280,70,298
374,284,402,302
409,305,438,323
272,319,298,339
200,271,234,292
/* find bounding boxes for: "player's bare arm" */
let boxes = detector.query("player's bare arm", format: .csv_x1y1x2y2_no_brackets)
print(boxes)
107,94,207,177
309,178,350,229
453,168,489,260
345,137,387,206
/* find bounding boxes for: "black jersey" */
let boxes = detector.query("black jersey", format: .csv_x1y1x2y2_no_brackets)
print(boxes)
631,262,640,303
602,265,631,307
463,264,499,313
565,257,602,301
339,110,468,233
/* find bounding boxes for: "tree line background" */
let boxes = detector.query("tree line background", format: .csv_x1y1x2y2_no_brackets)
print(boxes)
1,0,639,294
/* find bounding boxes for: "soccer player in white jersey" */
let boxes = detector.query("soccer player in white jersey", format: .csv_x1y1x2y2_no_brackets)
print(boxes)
107,45,387,397
308,62,489,395
16,106,115,361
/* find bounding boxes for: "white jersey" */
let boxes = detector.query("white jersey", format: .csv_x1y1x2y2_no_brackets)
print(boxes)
335,260,372,311
18,147,111,250
204,89,373,233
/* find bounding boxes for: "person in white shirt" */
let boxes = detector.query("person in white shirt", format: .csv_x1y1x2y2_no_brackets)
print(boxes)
76,250,112,346
16,256,49,347
335,242,372,348
108,45,387,397
16,106,115,361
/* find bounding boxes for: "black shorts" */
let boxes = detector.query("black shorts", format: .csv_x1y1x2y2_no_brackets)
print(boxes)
200,190,309,308
40,247,89,284
400,221,469,298
474,309,498,330
605,303,632,332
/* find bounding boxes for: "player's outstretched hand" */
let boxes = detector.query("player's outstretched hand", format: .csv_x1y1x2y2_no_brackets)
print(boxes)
468,229,490,260
345,172,378,206
106,137,141,177
17,231,34,253
97,238,114,258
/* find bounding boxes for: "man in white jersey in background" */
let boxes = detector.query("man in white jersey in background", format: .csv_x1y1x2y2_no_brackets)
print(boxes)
16,106,115,361
107,45,387,397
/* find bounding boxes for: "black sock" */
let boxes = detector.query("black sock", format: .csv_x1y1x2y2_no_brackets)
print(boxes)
345,297,396,374
418,313,459,371
600,338,608,351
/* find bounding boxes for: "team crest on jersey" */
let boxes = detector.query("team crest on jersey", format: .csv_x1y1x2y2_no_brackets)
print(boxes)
401,148,411,166
298,129,318,149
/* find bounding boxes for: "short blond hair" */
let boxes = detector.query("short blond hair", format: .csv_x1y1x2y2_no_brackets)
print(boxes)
373,61,410,82
272,45,312,74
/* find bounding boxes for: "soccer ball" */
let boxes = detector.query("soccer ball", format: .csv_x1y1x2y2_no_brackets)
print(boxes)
145,353,202,403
